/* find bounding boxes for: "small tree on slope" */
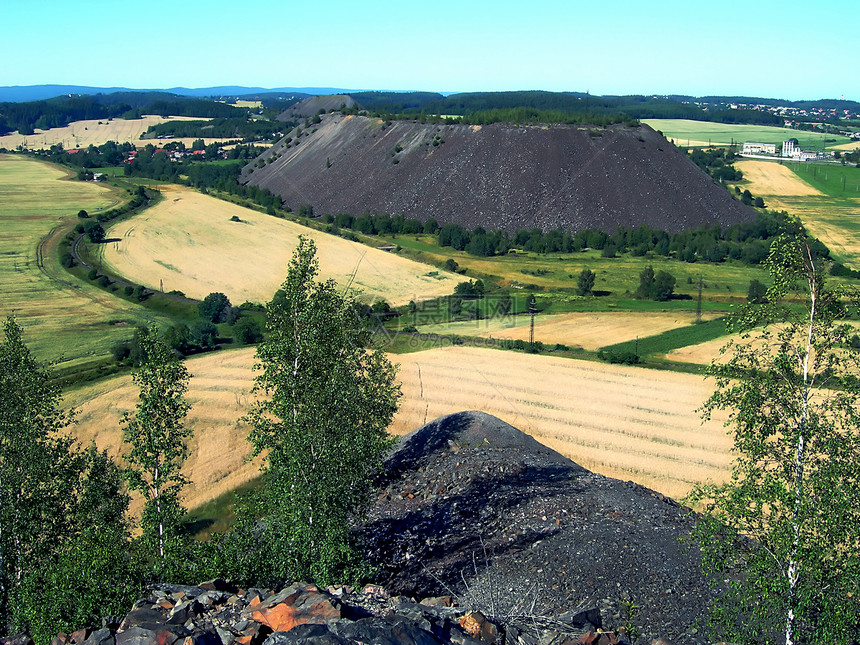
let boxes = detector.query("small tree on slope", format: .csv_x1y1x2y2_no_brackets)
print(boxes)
121,325,192,578
689,234,860,644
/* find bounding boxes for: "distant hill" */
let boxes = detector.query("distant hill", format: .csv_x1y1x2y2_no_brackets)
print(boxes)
0,85,341,102
242,113,754,234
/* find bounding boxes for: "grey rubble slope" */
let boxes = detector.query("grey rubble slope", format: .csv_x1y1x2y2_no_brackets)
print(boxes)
276,94,356,121
363,411,717,644
242,114,753,234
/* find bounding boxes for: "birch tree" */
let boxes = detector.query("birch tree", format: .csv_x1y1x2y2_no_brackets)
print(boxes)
121,325,192,576
690,234,860,644
1,318,140,640
242,236,400,585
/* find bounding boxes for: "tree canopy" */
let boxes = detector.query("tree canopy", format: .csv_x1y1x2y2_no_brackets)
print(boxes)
690,234,860,644
238,236,400,586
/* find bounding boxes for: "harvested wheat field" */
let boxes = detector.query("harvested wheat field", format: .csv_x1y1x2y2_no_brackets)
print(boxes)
101,185,458,306
471,311,721,350
392,347,732,500
67,345,732,512
0,116,234,150
64,348,261,514
735,160,821,197
665,336,733,365
833,140,860,152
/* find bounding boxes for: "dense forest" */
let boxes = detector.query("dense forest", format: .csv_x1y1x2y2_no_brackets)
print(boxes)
0,93,244,136
349,90,786,124
323,208,828,268
143,117,289,142
6,89,857,138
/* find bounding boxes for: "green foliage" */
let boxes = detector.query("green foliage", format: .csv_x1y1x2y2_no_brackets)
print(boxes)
0,318,76,631
233,316,263,345
454,280,484,297
238,236,400,586
597,349,640,365
19,527,142,645
635,265,675,300
635,265,655,299
83,220,105,243
576,268,596,296
121,326,193,579
1,319,142,641
198,291,232,323
689,235,860,644
747,279,768,304
190,320,218,348
653,270,676,301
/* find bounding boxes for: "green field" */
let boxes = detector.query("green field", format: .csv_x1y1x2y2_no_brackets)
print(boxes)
385,233,767,306
0,154,168,368
643,119,851,149
601,317,729,358
786,162,860,198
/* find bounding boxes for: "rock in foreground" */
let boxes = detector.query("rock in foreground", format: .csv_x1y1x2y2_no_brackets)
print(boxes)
40,581,621,645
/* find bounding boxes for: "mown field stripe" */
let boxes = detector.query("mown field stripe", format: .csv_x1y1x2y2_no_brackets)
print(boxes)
600,317,729,359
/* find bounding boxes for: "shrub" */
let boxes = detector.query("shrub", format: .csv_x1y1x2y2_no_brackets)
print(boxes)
598,349,640,365
199,292,231,323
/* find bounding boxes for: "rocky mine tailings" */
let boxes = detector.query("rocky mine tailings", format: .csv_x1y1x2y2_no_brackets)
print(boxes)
30,412,716,645
242,114,753,234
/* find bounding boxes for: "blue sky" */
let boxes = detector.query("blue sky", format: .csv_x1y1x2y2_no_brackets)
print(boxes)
1,0,854,100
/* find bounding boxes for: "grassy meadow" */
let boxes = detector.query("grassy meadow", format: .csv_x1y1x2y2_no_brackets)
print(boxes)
100,185,460,307
0,154,169,367
66,344,732,510
387,234,766,305
642,118,851,149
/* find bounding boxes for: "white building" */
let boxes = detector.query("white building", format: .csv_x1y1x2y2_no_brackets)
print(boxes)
782,138,800,157
743,142,777,155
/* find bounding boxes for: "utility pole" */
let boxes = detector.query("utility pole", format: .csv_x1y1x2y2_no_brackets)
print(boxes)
529,295,537,348
696,276,703,324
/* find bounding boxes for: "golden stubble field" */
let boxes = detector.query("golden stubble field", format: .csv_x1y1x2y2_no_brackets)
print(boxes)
0,116,237,150
0,154,167,365
101,185,460,306
67,345,732,513
735,159,860,266
464,311,722,350
734,160,821,198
